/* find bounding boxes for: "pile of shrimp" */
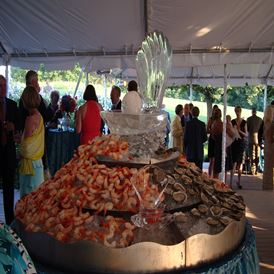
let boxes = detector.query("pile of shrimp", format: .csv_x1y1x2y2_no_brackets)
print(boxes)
15,135,160,248
77,134,130,160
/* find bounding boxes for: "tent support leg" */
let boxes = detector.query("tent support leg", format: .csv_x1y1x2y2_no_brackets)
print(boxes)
5,59,9,97
189,82,193,102
73,69,84,98
221,64,227,183
263,84,267,111
86,71,89,87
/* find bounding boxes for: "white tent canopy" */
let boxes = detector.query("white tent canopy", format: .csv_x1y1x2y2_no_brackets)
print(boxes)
1,0,274,86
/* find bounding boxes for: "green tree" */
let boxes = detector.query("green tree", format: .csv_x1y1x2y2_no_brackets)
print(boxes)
194,85,223,120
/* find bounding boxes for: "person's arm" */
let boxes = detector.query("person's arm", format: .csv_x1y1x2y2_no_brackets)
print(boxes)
202,122,208,143
38,96,50,123
239,121,248,138
75,108,82,134
23,116,35,138
226,123,235,138
172,117,183,137
18,98,28,131
206,118,212,134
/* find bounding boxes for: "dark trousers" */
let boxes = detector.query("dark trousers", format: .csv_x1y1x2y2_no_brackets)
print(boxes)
0,144,16,225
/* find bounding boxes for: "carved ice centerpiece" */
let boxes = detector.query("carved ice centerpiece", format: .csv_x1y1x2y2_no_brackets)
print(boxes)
101,32,172,159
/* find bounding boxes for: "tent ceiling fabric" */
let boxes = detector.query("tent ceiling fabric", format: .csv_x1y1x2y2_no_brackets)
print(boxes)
1,0,274,86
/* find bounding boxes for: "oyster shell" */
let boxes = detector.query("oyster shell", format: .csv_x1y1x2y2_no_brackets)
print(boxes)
219,216,233,226
207,217,219,226
174,212,187,223
172,191,187,203
235,202,245,211
173,183,186,192
153,167,166,183
210,206,223,217
164,187,173,195
185,169,195,178
188,188,197,196
201,192,210,204
191,208,201,217
209,195,219,204
174,167,185,175
173,174,181,180
198,204,208,214
167,175,175,185
203,185,214,196
181,175,192,185
229,211,243,221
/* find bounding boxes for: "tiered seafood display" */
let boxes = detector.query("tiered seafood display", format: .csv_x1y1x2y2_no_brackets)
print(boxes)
14,135,246,273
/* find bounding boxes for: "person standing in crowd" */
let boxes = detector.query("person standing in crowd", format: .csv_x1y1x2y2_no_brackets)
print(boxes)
122,80,142,114
47,90,60,121
181,103,192,128
161,104,171,148
207,105,219,177
262,105,274,190
46,90,63,129
19,86,44,198
127,80,138,92
19,70,50,179
246,107,263,175
19,70,50,130
225,115,235,185
0,75,19,225
76,85,103,144
210,108,223,178
171,104,184,153
42,80,53,96
189,103,194,116
184,106,207,170
110,86,122,111
230,106,248,189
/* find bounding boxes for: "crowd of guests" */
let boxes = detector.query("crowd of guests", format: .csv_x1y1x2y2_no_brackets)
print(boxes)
0,69,273,226
0,71,143,225
170,101,274,190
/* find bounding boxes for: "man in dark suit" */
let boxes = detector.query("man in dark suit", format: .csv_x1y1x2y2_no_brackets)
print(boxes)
0,75,20,225
184,106,207,170
110,85,121,111
181,103,193,128
18,70,50,130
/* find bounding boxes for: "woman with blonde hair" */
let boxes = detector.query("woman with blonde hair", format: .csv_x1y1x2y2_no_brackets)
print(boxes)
19,86,44,198
171,104,184,153
262,105,274,190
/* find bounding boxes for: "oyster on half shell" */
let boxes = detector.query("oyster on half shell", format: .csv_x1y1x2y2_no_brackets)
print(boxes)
172,191,187,203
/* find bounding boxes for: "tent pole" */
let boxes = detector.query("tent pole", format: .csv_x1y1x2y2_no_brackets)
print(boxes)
86,71,89,87
4,57,9,97
263,84,267,110
189,82,193,102
221,64,227,183
103,75,107,101
73,68,84,98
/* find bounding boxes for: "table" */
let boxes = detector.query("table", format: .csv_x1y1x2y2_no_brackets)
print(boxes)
46,128,80,176
34,222,259,274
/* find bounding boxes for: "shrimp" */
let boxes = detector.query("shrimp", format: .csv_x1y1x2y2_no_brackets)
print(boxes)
45,217,56,228
56,231,68,242
127,197,137,210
